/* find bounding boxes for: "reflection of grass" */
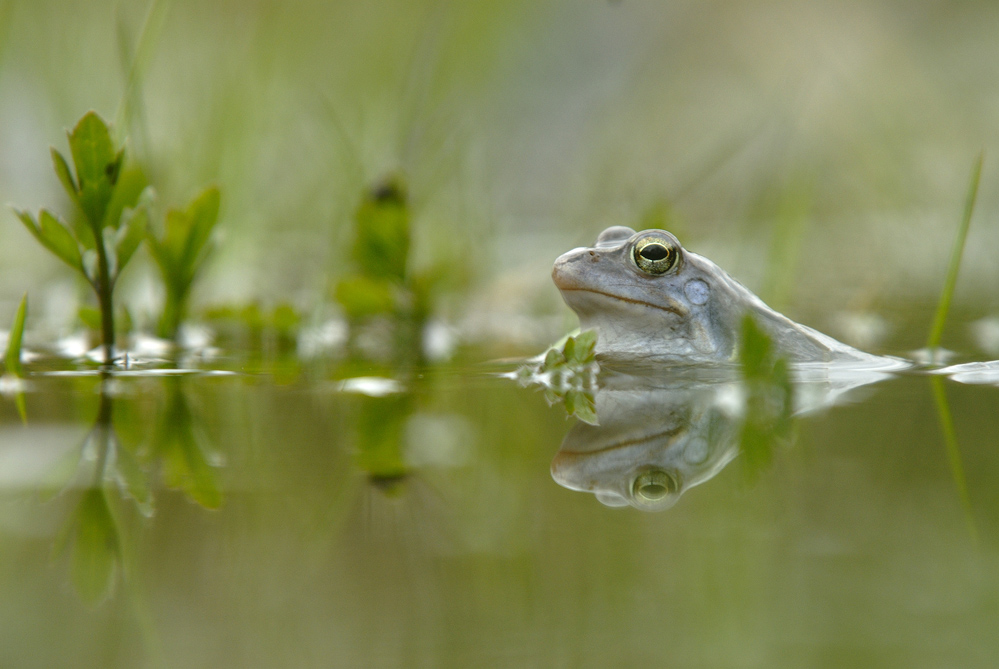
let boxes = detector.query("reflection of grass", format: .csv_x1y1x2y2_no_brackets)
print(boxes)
927,152,983,351
929,376,978,546
926,154,982,546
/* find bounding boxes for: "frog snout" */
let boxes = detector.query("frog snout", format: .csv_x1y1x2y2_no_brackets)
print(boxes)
551,248,592,290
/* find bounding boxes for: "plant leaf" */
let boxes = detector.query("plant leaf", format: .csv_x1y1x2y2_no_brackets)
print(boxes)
38,210,84,273
4,293,27,377
179,186,220,279
50,147,79,199
67,111,118,229
113,203,148,280
102,164,148,233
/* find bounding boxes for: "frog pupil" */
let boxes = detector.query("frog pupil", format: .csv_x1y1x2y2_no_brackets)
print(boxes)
640,243,669,261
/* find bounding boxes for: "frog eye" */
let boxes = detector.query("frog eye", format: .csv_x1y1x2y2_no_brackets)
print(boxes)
631,469,679,504
633,236,678,275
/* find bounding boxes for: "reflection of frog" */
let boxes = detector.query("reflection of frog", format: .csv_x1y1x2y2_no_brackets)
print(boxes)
552,226,880,362
551,382,740,511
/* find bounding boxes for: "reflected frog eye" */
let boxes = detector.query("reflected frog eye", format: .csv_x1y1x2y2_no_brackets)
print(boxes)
633,236,678,275
632,469,679,503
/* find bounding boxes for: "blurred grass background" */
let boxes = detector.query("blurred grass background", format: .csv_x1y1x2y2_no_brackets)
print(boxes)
2,0,999,347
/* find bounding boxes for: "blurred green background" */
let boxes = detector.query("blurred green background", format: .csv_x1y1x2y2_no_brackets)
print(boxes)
3,2,999,667
3,0,999,347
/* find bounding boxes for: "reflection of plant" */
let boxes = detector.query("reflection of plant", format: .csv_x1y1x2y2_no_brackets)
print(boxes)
517,330,600,424
147,187,221,340
149,376,222,508
12,112,150,363
354,393,411,492
47,374,222,603
50,379,129,604
737,314,794,478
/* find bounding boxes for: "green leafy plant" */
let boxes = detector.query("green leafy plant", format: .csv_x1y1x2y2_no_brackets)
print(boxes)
146,186,221,340
517,329,600,424
12,111,150,363
333,174,445,366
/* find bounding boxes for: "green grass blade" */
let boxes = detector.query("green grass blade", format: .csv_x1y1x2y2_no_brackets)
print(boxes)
5,293,27,377
5,293,28,424
927,152,984,350
929,376,978,546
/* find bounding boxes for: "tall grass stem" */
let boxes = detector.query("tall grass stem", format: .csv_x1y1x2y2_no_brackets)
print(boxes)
927,152,984,350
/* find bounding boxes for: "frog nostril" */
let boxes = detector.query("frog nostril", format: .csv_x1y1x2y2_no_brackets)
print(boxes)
588,251,599,262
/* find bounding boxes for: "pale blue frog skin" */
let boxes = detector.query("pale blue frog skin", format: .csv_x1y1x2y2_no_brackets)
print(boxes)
552,226,883,363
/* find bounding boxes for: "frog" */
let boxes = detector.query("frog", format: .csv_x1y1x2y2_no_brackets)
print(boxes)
552,226,885,363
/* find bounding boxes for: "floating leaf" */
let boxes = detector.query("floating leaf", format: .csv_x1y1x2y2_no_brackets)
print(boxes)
565,329,597,365
565,389,598,425
543,347,565,369
67,112,118,228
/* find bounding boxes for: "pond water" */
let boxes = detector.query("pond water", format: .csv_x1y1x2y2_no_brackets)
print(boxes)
1,337,997,667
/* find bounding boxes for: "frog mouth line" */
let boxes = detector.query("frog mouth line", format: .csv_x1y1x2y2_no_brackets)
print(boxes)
561,288,689,317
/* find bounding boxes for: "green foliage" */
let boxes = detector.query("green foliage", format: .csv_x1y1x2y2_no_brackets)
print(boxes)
147,186,221,339
334,174,445,366
350,177,410,283
11,111,150,360
334,175,411,320
203,302,300,354
333,275,397,319
518,329,600,424
737,314,794,478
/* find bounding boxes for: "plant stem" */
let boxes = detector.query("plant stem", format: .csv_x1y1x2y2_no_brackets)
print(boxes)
93,233,116,364
157,284,186,341
927,152,984,351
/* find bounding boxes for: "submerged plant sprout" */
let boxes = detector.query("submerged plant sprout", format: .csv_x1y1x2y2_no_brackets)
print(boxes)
2,1,999,667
